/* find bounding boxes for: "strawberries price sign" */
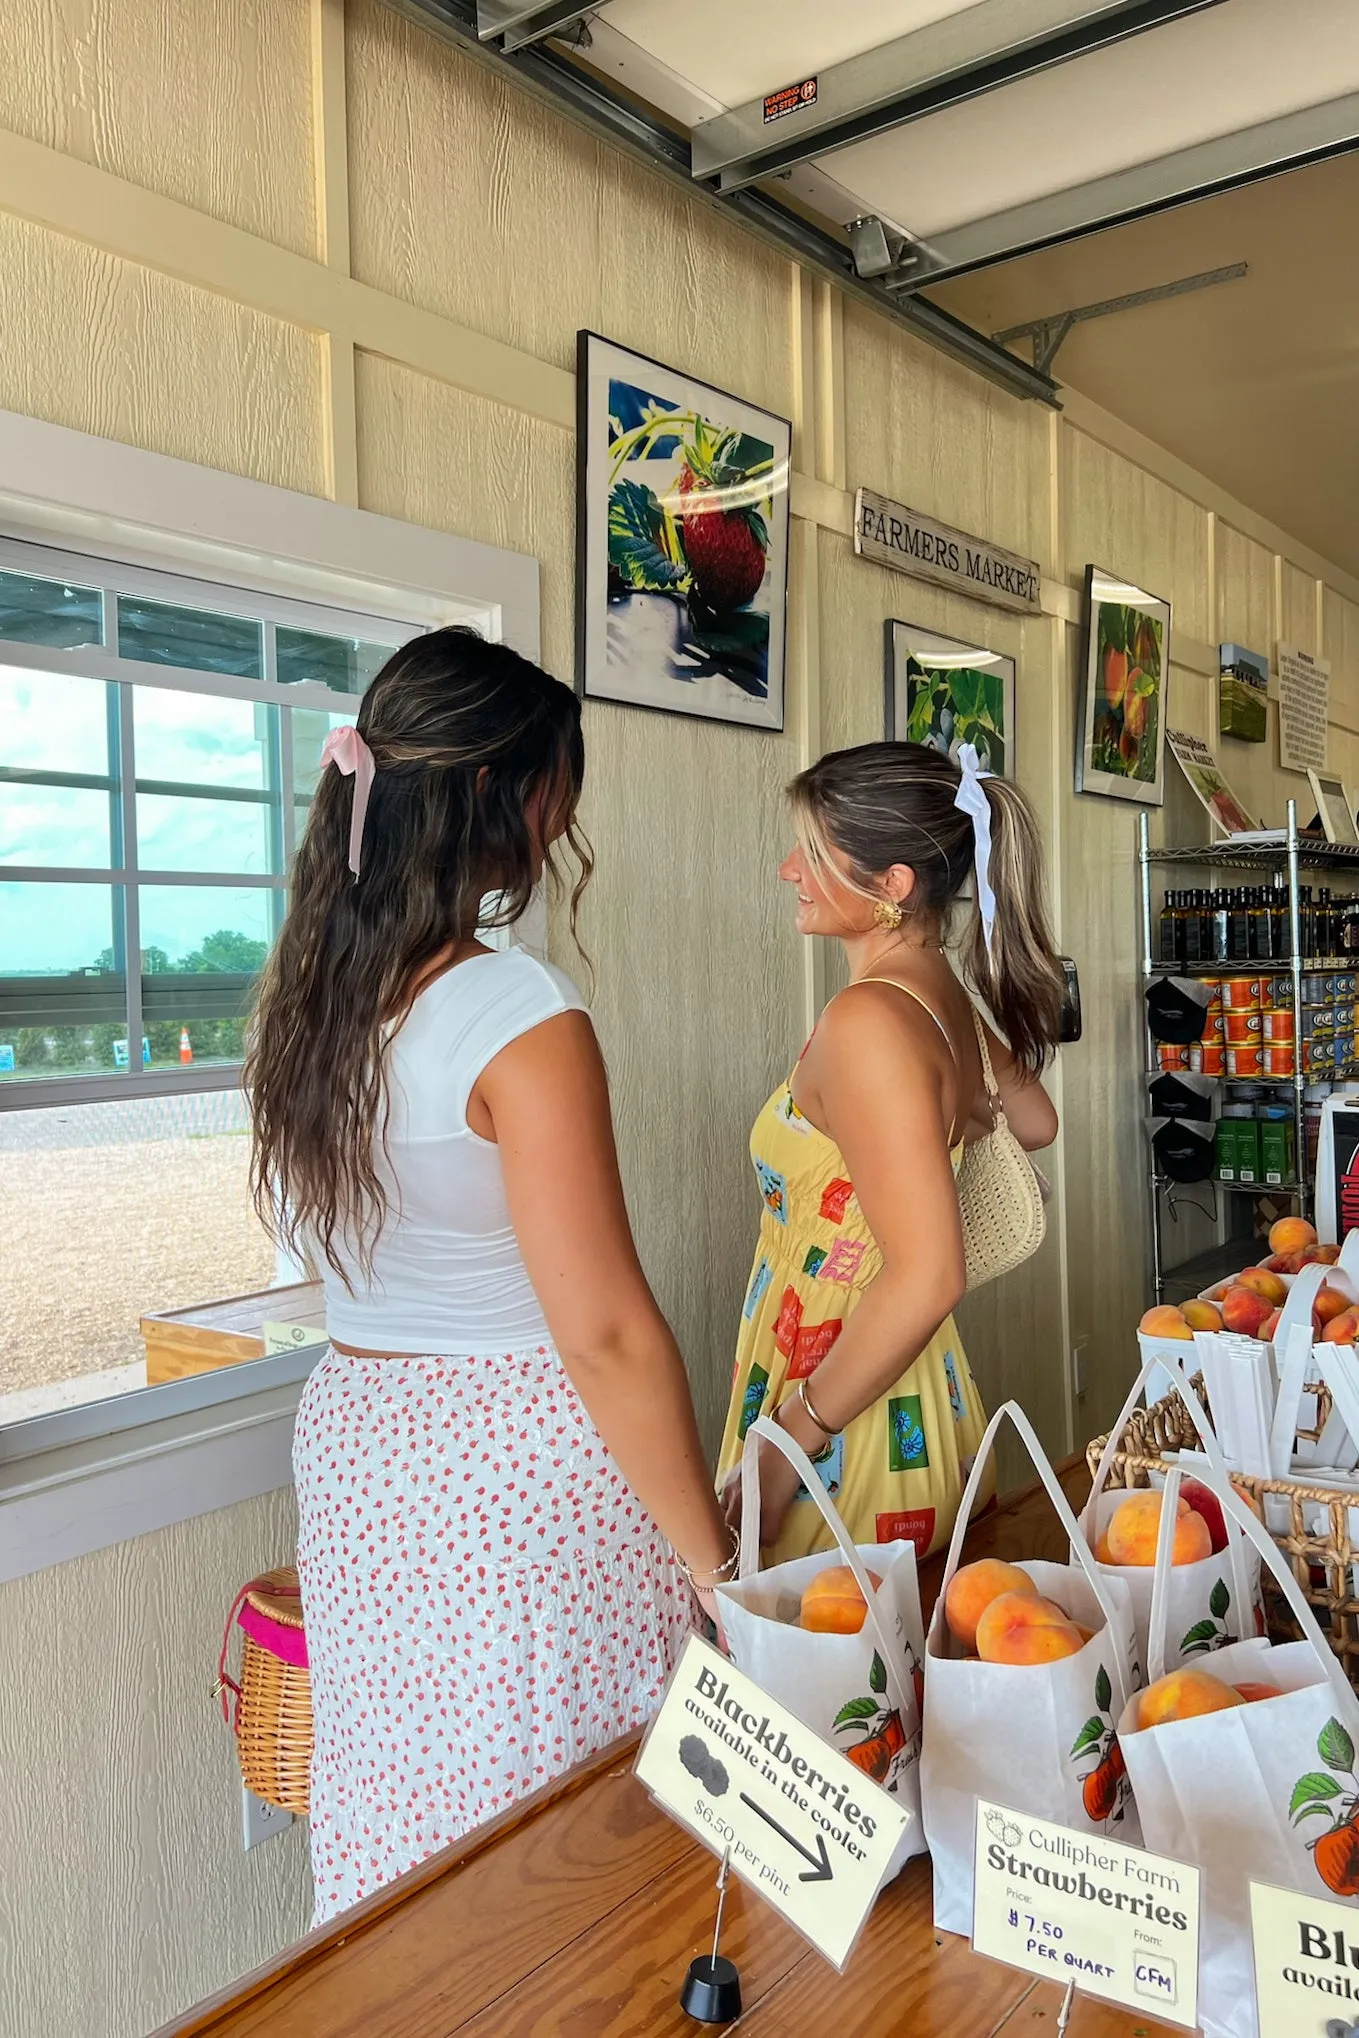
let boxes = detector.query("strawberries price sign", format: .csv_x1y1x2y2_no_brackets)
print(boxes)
635,1635,912,1969
972,1799,1200,2027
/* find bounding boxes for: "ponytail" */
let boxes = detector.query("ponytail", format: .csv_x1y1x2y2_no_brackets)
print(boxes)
963,775,1063,1076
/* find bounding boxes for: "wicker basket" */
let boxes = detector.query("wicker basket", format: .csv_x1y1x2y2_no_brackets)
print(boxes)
1087,1372,1359,1692
217,1565,313,1815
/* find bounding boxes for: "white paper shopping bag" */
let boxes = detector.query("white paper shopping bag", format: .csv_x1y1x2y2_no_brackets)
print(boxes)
920,1400,1140,1937
1118,1467,1359,2038
716,1415,927,1870
1081,1358,1261,1677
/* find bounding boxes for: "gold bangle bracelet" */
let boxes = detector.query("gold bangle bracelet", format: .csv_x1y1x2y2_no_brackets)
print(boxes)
797,1374,838,1439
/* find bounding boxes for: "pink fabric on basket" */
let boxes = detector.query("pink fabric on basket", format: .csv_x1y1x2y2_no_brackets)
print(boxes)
239,1598,309,1670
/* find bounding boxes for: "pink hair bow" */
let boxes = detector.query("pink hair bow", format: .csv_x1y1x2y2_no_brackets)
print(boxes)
320,724,376,878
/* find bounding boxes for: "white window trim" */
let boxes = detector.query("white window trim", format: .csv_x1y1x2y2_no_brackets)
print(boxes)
0,409,543,1577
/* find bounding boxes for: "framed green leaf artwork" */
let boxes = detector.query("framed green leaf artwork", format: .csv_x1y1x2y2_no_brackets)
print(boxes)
885,620,1015,777
1077,566,1172,804
575,331,791,730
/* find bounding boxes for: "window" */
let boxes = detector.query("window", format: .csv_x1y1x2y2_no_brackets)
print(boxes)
0,537,421,1424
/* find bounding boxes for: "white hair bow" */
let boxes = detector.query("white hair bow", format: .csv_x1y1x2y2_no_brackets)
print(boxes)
953,742,996,962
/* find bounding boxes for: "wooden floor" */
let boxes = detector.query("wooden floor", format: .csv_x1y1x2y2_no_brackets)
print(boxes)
156,1461,1181,2038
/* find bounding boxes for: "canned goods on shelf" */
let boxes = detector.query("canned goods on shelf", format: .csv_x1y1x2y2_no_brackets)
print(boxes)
1225,1044,1264,1076
1270,976,1295,1009
1197,1044,1225,1076
1222,976,1264,1011
1224,1010,1263,1043
1263,1009,1296,1042
1157,1044,1189,1071
1262,1044,1296,1076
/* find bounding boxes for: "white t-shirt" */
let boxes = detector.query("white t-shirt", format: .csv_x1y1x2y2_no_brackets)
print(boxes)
321,948,587,1355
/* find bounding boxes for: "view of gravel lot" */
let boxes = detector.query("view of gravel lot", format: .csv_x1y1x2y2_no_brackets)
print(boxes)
1,1091,275,1394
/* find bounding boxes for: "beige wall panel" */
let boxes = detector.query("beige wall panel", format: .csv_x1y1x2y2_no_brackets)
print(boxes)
355,351,800,1448
840,299,1048,569
1281,561,1320,656
1325,587,1359,723
1061,424,1210,642
1216,521,1276,654
0,0,315,255
0,1488,309,2038
346,0,791,411
0,212,326,494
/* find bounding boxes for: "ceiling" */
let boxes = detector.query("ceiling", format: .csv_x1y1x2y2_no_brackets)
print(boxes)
453,0,1359,572
936,150,1359,579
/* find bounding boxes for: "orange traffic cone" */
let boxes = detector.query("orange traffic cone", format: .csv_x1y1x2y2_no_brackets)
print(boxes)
179,1027,193,1065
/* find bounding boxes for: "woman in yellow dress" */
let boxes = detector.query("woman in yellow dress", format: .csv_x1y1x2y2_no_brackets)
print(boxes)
717,740,1062,1563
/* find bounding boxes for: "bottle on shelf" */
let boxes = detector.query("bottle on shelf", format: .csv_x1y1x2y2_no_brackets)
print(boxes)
1183,889,1203,965
1249,886,1274,960
1228,886,1252,962
1158,889,1181,966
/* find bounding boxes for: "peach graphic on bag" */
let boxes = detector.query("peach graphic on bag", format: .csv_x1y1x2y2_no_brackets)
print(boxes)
1071,1663,1130,1828
832,1649,913,1789
1291,1716,1359,1896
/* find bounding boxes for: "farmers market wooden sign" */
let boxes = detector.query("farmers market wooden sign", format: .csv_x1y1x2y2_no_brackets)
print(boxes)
854,488,1043,616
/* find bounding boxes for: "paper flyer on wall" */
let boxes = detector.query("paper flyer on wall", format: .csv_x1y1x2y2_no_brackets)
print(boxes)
1166,729,1258,837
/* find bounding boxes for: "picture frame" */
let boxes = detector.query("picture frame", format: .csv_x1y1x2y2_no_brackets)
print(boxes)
884,619,1015,777
1307,768,1359,846
1076,566,1171,805
574,330,791,731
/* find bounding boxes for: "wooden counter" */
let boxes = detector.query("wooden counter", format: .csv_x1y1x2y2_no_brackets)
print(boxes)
142,1282,325,1384
157,1460,1181,2038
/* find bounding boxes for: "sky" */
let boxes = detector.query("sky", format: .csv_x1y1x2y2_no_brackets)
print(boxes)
0,666,350,973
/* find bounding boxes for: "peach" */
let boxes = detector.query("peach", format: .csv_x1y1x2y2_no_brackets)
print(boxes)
1138,1304,1192,1341
1181,1298,1224,1332
1230,1476,1264,1522
1322,1310,1359,1346
800,1564,882,1635
1106,1490,1212,1568
1269,1216,1318,1256
1094,1529,1115,1565
1221,1285,1272,1337
1236,1267,1287,1307
1314,1244,1342,1265
1234,1682,1284,1704
1134,1667,1245,1730
1316,1283,1353,1326
976,1591,1086,1666
944,1559,1038,1651
1260,1309,1281,1341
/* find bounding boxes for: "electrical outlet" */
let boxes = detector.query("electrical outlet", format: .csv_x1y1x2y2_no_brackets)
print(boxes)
241,1780,294,1852
1071,1338,1089,1403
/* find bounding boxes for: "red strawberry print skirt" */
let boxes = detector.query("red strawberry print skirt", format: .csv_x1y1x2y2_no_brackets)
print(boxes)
293,1343,696,1924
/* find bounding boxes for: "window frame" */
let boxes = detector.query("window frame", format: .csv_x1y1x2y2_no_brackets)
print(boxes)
0,407,540,1557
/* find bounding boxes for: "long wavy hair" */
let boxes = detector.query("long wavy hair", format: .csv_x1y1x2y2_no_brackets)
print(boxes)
246,627,590,1279
788,741,1063,1073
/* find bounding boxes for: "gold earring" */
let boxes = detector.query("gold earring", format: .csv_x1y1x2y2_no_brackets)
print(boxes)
873,898,904,931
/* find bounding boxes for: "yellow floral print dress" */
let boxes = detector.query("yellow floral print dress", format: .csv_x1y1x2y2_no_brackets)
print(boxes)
716,1068,995,1565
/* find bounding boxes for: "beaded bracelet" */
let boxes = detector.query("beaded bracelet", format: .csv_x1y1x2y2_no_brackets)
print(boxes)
678,1525,740,1589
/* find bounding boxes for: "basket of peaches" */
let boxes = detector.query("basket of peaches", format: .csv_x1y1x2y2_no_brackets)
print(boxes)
1139,1216,1353,1351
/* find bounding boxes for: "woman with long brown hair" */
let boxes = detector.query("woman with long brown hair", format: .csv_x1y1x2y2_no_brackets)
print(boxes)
717,740,1062,1563
248,628,733,1924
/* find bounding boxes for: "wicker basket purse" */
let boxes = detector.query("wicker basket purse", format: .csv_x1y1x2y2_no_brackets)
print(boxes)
1085,1371,1359,1695
956,1009,1046,1290
217,1565,313,1814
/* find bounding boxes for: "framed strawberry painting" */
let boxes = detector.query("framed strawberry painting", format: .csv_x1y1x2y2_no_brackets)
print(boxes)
1077,566,1172,804
575,331,791,730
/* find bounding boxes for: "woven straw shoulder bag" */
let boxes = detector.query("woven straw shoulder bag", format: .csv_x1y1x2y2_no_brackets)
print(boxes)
956,1007,1046,1290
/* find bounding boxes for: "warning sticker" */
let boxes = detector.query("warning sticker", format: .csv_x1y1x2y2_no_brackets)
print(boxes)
763,77,818,124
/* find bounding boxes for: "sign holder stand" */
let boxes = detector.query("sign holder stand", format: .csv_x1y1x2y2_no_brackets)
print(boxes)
1055,1978,1075,2034
680,1847,742,2025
